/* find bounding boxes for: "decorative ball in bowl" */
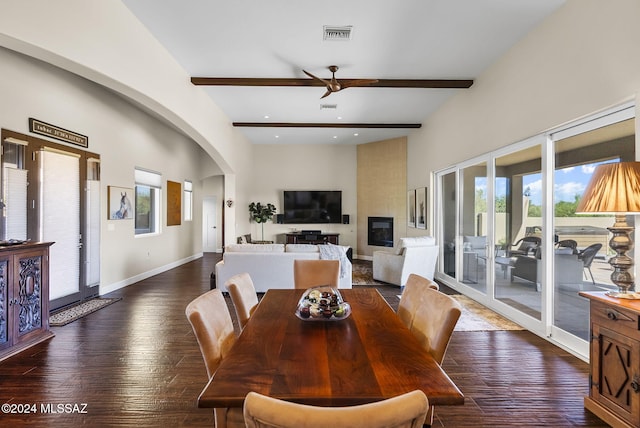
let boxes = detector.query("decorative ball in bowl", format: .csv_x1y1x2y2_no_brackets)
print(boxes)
295,286,351,321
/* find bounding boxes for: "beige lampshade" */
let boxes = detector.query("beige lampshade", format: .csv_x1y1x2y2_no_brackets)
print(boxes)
576,161,640,214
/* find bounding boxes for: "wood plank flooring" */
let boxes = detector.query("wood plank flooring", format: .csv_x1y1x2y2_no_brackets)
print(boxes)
0,254,608,427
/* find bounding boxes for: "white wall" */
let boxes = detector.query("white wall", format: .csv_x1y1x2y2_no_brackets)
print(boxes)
409,0,640,189
0,46,218,293
247,144,358,249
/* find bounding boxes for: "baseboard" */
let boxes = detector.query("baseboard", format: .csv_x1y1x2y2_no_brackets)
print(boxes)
99,253,204,295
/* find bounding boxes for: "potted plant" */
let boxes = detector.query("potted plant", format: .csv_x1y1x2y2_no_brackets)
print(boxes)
248,202,277,241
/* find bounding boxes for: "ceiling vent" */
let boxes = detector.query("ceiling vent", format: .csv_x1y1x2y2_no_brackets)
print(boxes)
320,104,338,110
323,26,352,41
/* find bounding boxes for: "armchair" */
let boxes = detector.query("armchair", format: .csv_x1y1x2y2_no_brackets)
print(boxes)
372,236,438,287
508,236,541,256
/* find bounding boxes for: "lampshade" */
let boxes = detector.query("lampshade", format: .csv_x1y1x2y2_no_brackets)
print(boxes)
576,161,640,214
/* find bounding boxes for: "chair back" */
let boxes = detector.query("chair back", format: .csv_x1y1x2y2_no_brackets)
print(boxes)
510,236,541,256
226,273,259,330
293,259,340,289
578,243,603,267
397,273,439,330
409,288,462,364
556,239,578,252
185,289,237,378
243,390,429,428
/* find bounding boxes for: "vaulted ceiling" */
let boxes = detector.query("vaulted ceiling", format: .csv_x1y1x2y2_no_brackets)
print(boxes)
122,0,565,145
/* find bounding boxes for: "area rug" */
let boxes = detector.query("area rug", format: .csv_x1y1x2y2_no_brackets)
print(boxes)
352,259,386,285
50,298,121,326
451,295,524,331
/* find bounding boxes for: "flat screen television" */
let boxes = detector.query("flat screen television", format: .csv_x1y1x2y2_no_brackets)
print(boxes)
283,191,342,224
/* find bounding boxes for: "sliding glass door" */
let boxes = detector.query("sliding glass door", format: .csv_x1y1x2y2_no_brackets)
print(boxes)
493,145,543,321
434,102,635,359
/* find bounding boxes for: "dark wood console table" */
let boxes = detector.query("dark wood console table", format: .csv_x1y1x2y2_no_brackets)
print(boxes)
0,242,55,362
285,232,339,245
579,291,640,427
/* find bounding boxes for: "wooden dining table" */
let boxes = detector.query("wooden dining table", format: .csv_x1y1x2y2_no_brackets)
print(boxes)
198,288,464,408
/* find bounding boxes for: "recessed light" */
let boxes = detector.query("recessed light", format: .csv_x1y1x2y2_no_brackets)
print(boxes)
264,115,270,119
337,116,342,120
275,135,279,138
333,136,338,139
353,133,359,136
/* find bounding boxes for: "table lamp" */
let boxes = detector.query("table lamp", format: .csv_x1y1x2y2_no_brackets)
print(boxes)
576,161,640,296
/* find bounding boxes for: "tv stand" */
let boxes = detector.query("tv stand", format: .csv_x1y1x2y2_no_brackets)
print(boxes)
285,233,339,245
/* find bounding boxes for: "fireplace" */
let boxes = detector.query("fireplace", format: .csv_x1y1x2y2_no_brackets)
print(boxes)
368,217,394,247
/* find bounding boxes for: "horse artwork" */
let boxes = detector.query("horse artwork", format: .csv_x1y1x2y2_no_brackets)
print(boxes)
108,186,134,220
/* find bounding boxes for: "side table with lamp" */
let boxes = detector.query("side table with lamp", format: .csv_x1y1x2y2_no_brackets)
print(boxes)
576,162,640,427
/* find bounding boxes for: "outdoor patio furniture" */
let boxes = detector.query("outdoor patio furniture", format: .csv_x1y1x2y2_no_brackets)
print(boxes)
578,243,603,284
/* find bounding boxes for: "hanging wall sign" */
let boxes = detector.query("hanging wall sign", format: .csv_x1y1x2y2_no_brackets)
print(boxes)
29,118,88,148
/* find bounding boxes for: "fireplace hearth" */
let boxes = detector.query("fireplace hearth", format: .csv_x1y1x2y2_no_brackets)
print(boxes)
368,217,393,247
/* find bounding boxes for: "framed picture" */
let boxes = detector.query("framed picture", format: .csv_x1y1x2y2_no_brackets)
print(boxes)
167,180,181,226
407,189,416,228
416,187,427,229
108,186,133,220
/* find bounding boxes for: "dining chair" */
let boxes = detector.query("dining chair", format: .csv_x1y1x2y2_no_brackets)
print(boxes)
243,389,429,428
293,259,340,289
397,273,439,330
407,287,462,426
226,272,259,330
185,289,244,428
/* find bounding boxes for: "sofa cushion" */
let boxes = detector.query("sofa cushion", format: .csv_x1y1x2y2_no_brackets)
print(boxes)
225,243,285,253
285,244,319,253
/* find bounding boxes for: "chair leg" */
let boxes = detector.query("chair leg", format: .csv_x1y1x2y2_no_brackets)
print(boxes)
587,267,595,284
423,404,434,427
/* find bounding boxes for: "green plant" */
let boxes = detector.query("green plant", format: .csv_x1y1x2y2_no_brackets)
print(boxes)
248,202,277,241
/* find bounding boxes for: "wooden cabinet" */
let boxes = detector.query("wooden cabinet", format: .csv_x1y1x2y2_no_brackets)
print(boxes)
285,233,339,245
0,242,54,362
580,291,640,428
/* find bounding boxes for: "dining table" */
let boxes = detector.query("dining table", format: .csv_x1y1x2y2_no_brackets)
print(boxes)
198,288,464,408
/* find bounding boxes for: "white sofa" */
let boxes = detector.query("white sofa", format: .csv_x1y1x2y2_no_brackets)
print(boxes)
372,236,439,287
215,243,352,293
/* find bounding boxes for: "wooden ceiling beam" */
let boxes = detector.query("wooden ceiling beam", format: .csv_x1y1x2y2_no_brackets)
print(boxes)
192,77,473,89
233,122,421,129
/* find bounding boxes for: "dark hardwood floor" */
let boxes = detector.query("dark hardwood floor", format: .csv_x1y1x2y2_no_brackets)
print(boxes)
0,254,608,427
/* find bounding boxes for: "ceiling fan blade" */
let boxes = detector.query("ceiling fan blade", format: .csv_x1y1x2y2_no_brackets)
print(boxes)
320,89,333,99
303,70,331,86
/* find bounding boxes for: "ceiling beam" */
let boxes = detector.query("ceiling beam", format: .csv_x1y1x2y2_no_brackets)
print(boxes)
233,122,421,129
191,77,473,89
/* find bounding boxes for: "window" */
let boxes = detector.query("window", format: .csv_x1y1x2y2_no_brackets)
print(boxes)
184,180,193,221
135,168,161,235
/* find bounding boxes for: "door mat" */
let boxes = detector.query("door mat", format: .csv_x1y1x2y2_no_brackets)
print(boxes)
50,297,121,326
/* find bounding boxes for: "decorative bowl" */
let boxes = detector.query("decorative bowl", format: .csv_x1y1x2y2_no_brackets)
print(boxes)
295,286,351,321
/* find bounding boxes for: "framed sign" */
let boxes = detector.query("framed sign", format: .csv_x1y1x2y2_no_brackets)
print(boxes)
29,118,88,148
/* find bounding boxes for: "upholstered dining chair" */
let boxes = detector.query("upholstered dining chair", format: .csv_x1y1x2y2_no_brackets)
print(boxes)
226,272,259,330
293,259,340,289
397,273,439,330
405,286,462,427
185,289,244,428
243,390,429,428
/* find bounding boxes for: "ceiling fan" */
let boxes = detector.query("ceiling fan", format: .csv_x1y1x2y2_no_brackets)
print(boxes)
302,65,378,99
